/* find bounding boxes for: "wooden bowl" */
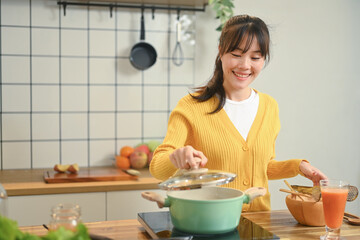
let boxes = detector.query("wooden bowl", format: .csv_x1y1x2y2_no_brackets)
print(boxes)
285,194,325,226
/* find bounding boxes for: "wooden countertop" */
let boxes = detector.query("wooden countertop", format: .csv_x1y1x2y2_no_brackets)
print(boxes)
0,167,160,196
19,210,360,240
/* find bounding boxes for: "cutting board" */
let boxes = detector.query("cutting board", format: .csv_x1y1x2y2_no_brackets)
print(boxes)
44,168,138,183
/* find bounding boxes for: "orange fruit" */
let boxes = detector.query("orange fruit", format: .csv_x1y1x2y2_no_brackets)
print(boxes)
115,155,130,169
120,146,135,157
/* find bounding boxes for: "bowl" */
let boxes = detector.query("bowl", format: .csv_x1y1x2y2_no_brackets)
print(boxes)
285,194,325,226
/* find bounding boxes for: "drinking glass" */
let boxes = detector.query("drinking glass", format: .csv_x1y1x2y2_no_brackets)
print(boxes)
320,179,349,240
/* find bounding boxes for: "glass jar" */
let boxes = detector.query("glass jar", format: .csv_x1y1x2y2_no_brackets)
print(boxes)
49,203,81,231
0,183,7,216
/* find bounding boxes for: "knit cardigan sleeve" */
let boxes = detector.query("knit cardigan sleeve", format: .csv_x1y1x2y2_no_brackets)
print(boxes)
149,95,194,181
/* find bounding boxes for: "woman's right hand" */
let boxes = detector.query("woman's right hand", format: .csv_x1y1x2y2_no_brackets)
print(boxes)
169,146,208,170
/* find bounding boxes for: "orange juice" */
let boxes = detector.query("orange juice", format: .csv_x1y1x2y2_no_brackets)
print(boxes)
321,188,348,229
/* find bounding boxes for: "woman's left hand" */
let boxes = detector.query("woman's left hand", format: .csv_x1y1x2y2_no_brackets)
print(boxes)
299,161,328,186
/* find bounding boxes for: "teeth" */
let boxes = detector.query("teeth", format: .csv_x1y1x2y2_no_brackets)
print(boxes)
234,72,250,78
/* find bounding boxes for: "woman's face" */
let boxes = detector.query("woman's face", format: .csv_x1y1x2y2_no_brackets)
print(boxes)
221,37,265,100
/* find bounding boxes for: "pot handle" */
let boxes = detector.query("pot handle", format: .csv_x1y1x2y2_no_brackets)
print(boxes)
244,187,267,204
141,191,168,208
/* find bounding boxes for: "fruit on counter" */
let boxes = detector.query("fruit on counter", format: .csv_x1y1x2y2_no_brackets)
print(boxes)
115,155,131,169
120,145,135,157
126,169,141,176
54,164,79,173
147,151,153,165
129,150,148,169
147,140,161,152
68,163,79,174
134,144,150,155
54,164,70,173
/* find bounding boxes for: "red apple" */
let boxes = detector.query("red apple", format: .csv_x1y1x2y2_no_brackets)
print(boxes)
147,152,153,166
129,150,148,169
135,144,150,155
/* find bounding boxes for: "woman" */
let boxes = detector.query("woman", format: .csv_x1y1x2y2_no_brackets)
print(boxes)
149,15,327,211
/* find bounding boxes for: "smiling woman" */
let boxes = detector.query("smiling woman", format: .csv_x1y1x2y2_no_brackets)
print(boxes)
149,14,327,212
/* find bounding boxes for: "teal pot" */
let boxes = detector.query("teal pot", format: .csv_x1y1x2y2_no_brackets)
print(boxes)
142,186,266,234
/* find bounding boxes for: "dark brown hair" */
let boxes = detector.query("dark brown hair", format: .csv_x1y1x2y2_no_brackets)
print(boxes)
191,15,270,114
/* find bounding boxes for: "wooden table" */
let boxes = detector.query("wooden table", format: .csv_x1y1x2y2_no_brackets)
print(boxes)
19,210,360,240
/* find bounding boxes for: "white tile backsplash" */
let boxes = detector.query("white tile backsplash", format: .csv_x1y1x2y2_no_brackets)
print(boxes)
61,141,88,166
89,30,115,57
170,86,191,110
1,27,30,55
116,9,139,30
61,113,88,140
32,114,59,140
116,59,142,84
61,29,88,56
89,140,115,166
117,86,142,111
2,142,31,169
2,85,30,112
32,141,60,168
1,0,30,26
32,57,59,84
143,112,168,138
144,59,168,85
1,0,197,169
32,28,59,55
60,6,88,29
89,58,115,84
32,85,60,111
144,86,168,111
61,57,88,84
89,7,115,29
2,56,30,83
89,113,115,139
117,113,142,138
89,86,115,111
31,0,59,27
170,60,194,84
61,86,88,111
2,114,31,141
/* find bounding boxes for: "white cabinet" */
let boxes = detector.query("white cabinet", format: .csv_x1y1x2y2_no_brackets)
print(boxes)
7,189,166,226
8,192,106,227
107,189,167,220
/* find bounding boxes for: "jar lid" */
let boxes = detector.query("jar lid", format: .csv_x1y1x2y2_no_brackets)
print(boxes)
158,168,236,191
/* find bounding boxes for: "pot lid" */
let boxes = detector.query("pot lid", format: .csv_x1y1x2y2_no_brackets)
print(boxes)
158,168,236,191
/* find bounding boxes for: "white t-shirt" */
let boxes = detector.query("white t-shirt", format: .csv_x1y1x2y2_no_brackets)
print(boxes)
223,89,259,141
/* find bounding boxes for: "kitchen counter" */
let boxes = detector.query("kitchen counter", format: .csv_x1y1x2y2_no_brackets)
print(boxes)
0,167,160,196
19,210,360,239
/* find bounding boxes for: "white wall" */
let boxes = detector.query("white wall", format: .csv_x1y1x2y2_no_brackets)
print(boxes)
196,0,360,214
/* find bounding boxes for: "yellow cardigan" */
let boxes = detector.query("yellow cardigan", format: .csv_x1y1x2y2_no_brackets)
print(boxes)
150,90,305,211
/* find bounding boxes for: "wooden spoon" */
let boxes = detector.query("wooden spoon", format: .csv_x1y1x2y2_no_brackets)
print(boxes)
344,212,360,226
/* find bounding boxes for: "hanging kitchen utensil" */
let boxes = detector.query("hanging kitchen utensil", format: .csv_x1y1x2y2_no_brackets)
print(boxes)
130,8,157,70
172,13,184,66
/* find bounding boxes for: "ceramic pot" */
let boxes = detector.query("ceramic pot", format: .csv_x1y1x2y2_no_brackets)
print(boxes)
142,186,266,234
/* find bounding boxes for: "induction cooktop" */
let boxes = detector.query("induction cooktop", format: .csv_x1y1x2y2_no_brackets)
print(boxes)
138,211,279,240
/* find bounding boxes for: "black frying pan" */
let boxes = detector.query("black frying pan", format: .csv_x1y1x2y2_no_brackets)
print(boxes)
130,9,157,70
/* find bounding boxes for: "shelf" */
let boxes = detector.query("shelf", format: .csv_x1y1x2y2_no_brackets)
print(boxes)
72,0,209,7
57,0,208,17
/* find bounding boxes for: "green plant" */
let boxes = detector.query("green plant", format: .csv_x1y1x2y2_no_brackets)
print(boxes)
0,214,91,240
209,0,235,31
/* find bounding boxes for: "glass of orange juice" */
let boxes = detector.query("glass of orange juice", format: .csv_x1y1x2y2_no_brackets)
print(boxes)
320,179,349,240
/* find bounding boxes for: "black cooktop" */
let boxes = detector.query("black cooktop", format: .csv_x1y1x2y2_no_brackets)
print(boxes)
138,211,279,240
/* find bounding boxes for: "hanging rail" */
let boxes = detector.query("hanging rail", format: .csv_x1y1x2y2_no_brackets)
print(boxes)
57,1,206,18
